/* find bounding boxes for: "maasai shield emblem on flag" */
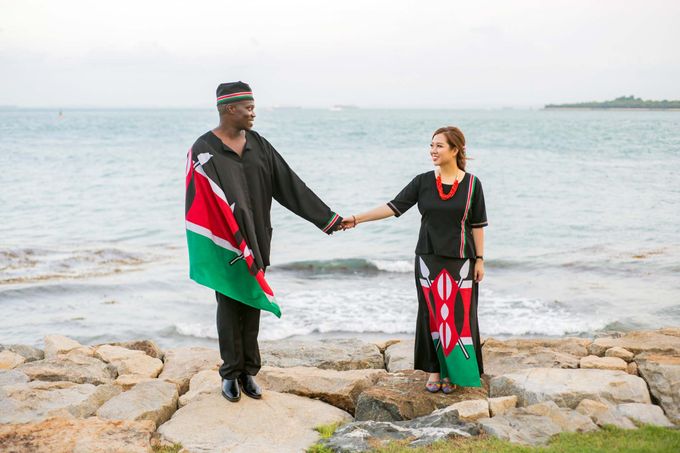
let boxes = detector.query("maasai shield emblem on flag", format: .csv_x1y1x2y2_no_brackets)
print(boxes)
185,149,280,317
419,258,480,387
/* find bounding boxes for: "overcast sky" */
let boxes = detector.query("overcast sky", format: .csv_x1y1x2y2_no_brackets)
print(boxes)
1,0,679,108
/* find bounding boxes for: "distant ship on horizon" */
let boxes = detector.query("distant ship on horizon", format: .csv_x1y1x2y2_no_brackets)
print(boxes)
329,104,359,111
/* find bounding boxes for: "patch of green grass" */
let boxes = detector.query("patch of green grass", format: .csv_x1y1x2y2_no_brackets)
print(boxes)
306,421,346,453
152,443,183,453
315,421,344,439
538,424,680,453
307,445,334,453
369,425,680,453
371,435,532,453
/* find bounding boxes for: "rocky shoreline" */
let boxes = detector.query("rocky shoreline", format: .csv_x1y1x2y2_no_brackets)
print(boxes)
1,328,679,452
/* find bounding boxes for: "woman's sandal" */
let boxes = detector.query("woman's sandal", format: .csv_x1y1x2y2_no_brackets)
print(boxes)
425,380,441,393
441,380,457,394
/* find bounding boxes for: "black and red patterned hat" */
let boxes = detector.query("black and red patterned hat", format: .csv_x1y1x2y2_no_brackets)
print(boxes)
216,81,254,105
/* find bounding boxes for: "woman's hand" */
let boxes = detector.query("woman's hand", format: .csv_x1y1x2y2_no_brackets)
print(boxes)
474,258,484,282
340,215,357,230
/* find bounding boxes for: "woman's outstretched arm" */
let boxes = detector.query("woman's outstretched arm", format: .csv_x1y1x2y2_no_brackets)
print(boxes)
341,204,395,229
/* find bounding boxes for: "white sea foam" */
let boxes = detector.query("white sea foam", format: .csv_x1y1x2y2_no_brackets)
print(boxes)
174,322,218,340
369,259,412,273
0,246,153,285
478,289,609,337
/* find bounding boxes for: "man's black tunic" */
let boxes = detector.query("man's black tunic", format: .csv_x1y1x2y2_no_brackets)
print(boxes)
190,129,341,380
190,130,341,270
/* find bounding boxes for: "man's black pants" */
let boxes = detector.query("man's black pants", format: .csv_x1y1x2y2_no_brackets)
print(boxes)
215,292,261,379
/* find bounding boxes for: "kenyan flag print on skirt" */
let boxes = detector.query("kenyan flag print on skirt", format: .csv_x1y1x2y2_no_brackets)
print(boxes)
417,255,483,387
185,149,280,317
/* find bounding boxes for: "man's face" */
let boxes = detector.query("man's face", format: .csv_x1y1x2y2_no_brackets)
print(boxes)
230,101,256,130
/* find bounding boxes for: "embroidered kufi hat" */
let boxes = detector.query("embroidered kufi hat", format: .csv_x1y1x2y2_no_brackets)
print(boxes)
216,81,254,105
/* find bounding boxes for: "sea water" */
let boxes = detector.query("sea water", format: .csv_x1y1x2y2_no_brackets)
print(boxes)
1,108,679,347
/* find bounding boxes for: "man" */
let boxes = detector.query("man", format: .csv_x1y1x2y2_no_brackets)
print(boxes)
185,81,343,402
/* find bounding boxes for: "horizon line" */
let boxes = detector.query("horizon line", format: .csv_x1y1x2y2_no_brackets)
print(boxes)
0,104,545,111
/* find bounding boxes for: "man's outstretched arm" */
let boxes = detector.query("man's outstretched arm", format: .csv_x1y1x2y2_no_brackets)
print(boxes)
270,147,343,234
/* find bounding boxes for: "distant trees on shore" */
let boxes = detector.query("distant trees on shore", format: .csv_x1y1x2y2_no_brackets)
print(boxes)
545,95,680,109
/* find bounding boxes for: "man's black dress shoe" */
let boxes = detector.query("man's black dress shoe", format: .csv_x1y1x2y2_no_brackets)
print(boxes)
238,373,262,399
221,378,241,402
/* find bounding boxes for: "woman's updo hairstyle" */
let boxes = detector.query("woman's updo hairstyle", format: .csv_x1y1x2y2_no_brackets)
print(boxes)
433,126,467,171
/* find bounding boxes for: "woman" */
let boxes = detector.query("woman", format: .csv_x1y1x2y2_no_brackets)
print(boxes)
342,126,487,392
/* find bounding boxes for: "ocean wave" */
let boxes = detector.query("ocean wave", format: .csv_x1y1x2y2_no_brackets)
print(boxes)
174,322,218,340
478,291,611,337
0,246,152,285
272,254,673,276
274,258,412,274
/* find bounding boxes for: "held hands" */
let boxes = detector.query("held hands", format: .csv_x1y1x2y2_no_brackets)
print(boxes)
335,215,357,231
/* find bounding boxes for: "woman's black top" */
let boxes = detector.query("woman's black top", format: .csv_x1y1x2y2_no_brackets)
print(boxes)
387,171,487,259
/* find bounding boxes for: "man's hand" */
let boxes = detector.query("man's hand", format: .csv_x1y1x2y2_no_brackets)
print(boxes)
339,215,357,231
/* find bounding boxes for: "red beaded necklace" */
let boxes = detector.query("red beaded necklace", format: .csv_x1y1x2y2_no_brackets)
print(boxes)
436,171,460,200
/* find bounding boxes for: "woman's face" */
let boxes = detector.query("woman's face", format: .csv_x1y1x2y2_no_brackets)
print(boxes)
429,133,457,167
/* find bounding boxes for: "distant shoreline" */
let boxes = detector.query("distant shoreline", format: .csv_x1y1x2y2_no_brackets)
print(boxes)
544,107,680,111
545,95,680,110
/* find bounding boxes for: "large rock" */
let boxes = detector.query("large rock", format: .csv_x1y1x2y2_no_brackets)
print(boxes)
354,370,488,421
157,347,220,395
605,347,635,362
0,381,121,423
179,369,220,407
17,354,117,385
95,344,145,363
0,369,29,387
479,413,563,445
384,340,414,371
483,341,580,377
490,368,651,408
0,416,155,453
0,350,26,369
617,403,675,427
523,401,598,433
479,401,597,445
115,357,162,378
107,339,164,360
636,353,680,423
115,375,157,391
257,366,386,414
158,390,351,453
374,339,401,353
261,338,384,371
575,399,635,429
323,404,480,452
484,338,591,357
659,327,680,337
488,395,517,416
0,344,44,362
447,399,489,421
44,334,92,358
95,345,163,378
589,330,680,356
97,380,178,428
580,355,627,371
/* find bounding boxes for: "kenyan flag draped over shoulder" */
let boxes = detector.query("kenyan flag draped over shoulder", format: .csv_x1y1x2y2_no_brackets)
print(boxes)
185,148,280,317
